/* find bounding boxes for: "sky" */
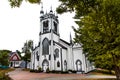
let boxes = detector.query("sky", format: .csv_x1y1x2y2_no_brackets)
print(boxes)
0,0,78,52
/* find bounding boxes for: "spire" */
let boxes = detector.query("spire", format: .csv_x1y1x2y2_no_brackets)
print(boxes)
70,33,73,45
40,2,44,14
50,6,53,13
45,10,47,14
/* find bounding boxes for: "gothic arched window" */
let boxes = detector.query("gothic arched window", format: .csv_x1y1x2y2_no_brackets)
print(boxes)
36,51,39,61
54,22,57,33
57,61,60,67
43,20,49,32
42,38,49,55
54,48,59,58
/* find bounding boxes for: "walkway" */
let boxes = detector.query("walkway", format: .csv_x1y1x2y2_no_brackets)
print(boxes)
8,68,116,80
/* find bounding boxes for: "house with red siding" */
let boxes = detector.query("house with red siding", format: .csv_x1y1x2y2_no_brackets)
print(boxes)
9,52,21,68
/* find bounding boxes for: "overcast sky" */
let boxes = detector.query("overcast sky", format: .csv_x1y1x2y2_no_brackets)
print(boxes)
0,0,78,52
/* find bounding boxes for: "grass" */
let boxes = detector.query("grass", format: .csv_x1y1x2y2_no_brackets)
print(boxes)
0,68,15,73
0,68,15,80
88,69,115,75
22,68,30,71
74,78,116,80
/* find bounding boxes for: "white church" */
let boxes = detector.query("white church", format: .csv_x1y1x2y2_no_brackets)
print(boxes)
30,6,95,73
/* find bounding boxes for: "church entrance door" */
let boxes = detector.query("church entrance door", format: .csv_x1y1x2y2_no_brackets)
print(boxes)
42,59,49,72
76,60,82,72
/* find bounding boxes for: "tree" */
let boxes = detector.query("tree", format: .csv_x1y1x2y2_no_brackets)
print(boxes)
57,0,120,79
0,50,11,66
8,0,41,7
22,40,33,68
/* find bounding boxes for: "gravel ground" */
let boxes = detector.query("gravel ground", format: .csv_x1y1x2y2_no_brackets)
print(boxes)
8,68,116,80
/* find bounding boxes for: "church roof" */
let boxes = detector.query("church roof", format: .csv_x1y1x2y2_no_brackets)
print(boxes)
73,43,82,48
60,39,70,46
54,41,67,49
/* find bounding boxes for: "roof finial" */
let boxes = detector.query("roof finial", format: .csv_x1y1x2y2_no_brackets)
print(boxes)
70,32,73,45
46,10,47,14
50,6,53,13
40,2,44,14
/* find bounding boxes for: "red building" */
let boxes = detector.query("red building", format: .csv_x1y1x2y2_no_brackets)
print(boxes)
9,52,21,68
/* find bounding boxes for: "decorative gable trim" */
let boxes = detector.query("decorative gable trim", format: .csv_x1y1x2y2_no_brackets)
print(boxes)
10,52,21,61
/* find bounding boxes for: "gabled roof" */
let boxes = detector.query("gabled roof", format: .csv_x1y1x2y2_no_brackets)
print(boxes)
9,52,21,61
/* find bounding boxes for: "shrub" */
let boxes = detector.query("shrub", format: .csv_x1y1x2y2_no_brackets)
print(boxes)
34,69,39,73
0,72,12,80
61,71,68,74
46,67,49,73
38,67,42,72
30,69,35,72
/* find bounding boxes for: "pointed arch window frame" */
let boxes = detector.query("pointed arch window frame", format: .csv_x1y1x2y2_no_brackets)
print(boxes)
57,61,60,67
43,20,49,33
53,21,57,33
42,38,49,55
54,48,59,58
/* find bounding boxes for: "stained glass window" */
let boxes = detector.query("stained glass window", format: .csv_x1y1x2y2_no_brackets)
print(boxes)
42,38,49,55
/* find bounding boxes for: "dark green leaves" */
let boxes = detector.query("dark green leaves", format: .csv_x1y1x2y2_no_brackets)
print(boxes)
0,50,11,66
73,0,120,70
8,0,41,8
28,0,41,4
8,0,23,7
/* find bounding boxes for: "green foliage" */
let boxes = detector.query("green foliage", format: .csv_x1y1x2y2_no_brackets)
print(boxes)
73,0,120,68
22,40,33,68
58,0,120,79
8,0,41,8
0,68,14,80
0,72,12,80
46,67,49,73
38,67,42,72
57,0,101,16
0,50,11,66
16,50,22,58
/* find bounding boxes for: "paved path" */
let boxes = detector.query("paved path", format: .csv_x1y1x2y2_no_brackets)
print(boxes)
8,68,116,80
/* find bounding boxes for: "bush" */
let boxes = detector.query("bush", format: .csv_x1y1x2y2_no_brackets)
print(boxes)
48,70,68,74
0,72,12,80
71,70,77,73
46,67,50,73
61,71,68,74
38,67,43,72
30,69,35,72
34,69,40,73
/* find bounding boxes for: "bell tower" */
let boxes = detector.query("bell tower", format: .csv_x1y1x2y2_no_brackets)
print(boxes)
39,5,60,71
39,6,59,35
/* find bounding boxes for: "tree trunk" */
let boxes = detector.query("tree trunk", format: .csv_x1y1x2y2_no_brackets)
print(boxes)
25,61,27,69
109,69,112,74
114,66,120,80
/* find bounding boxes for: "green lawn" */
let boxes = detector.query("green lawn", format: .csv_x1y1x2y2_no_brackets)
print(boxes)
88,69,115,75
74,79,116,80
0,68,14,80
